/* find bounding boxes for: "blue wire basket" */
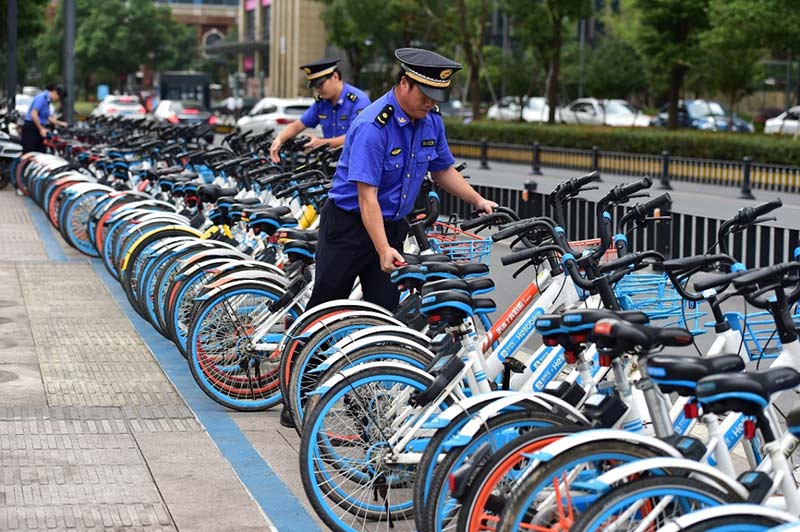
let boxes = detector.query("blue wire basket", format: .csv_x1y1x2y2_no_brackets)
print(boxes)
615,273,707,334
428,221,493,264
703,310,800,361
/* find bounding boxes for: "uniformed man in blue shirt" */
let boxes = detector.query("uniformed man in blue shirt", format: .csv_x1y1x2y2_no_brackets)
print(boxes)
21,83,67,154
269,58,370,163
307,48,496,310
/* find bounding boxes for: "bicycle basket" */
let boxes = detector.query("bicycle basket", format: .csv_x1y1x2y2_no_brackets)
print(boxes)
427,221,493,264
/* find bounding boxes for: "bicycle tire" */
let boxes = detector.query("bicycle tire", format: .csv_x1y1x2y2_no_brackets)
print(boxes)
299,363,455,532
571,475,742,532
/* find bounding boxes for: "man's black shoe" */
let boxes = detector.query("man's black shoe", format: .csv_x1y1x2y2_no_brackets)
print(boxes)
279,406,295,428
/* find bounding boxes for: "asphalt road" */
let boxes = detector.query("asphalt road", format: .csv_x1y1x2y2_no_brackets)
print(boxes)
459,158,797,229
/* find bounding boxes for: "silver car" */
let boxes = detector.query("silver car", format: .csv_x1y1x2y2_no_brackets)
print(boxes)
559,98,651,127
764,106,800,135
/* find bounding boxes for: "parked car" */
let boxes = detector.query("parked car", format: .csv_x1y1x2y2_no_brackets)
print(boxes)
436,98,473,122
764,106,800,135
13,94,33,116
651,99,754,132
235,97,320,136
486,96,559,123
91,95,146,119
153,100,215,141
559,98,651,127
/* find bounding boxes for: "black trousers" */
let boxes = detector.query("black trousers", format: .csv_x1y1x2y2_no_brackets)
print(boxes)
21,122,45,154
307,201,409,310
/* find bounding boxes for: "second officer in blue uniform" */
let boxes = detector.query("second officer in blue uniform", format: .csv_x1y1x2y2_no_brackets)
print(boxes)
307,48,496,310
269,58,370,162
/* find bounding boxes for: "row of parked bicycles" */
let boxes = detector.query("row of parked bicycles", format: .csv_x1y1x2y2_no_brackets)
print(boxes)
10,115,800,532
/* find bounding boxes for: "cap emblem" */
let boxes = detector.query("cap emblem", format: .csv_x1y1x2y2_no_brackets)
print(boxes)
440,69,453,79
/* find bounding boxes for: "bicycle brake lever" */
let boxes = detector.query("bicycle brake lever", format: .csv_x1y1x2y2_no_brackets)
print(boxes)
753,215,777,225
512,261,533,279
628,192,650,200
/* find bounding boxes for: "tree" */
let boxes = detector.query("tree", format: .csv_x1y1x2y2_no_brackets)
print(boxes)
584,38,647,100
32,0,199,97
505,0,591,123
0,0,50,87
633,0,710,129
689,0,765,117
483,45,543,120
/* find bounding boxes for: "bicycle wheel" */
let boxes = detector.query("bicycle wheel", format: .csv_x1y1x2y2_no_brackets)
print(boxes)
187,282,298,411
423,410,572,532
571,476,742,532
457,425,585,532
299,363,456,532
287,314,404,432
496,439,669,532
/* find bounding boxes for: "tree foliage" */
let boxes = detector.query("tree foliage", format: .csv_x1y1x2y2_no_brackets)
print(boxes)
633,0,710,128
30,0,198,98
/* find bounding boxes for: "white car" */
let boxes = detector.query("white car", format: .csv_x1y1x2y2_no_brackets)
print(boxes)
764,106,800,135
559,98,651,127
91,95,147,119
236,97,321,136
486,96,559,123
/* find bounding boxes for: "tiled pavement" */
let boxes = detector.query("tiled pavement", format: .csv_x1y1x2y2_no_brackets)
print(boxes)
0,188,322,531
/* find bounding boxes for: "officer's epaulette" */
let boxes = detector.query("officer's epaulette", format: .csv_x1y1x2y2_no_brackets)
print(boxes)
314,94,321,102
375,104,394,127
431,105,441,115
347,92,357,102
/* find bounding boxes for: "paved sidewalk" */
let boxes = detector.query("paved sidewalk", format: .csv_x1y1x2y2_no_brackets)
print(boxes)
0,188,323,531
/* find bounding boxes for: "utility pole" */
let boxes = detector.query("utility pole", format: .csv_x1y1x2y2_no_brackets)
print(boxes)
63,0,76,124
578,19,586,99
6,0,18,107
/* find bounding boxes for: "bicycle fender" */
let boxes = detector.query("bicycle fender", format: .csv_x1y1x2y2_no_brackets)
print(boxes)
302,311,404,336
661,504,797,532
193,279,286,303
312,333,434,374
121,225,203,271
423,391,521,429
584,457,749,500
277,300,391,356
529,429,682,463
445,393,584,448
205,269,289,290
208,258,285,279
312,361,436,396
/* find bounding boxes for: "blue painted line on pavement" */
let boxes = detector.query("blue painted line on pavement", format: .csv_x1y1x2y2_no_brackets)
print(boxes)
91,261,321,532
24,197,70,262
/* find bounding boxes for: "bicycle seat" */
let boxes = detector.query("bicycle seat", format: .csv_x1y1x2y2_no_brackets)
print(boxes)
249,214,299,235
283,240,316,264
247,205,291,217
403,253,451,265
696,367,800,416
276,228,318,241
560,309,650,332
647,354,745,396
198,184,238,203
225,197,261,206
420,290,496,326
390,265,427,291
421,262,489,279
421,278,495,296
155,165,184,176
594,319,694,351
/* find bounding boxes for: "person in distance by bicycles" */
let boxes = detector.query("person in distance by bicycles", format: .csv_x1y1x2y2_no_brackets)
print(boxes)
269,58,370,162
307,47,496,311
21,83,67,154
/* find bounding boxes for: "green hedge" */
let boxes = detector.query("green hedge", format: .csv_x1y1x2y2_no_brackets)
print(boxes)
444,119,800,167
